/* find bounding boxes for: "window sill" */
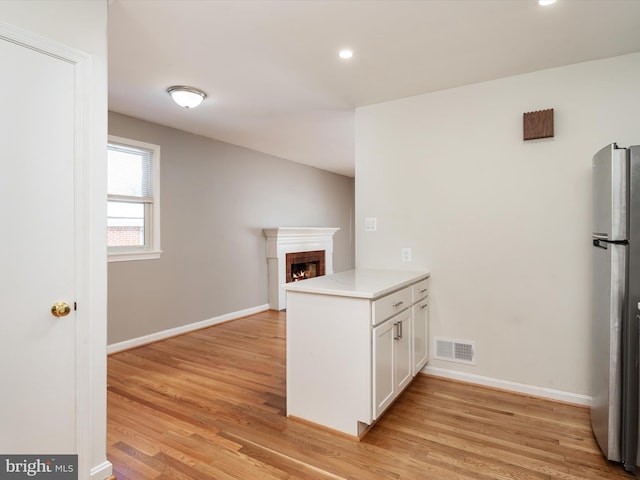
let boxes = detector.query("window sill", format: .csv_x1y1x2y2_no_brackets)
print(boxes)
108,250,163,263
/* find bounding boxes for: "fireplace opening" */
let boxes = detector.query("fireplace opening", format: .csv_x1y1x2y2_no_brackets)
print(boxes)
291,261,317,281
286,250,325,283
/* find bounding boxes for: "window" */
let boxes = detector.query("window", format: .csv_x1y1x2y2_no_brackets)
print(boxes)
107,135,161,262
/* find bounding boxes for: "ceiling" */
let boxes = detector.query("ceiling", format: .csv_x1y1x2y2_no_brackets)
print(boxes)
108,0,640,177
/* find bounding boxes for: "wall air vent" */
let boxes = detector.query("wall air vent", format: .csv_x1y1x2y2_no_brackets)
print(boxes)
434,337,476,365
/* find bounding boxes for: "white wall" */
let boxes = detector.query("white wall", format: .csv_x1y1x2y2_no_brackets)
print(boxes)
356,53,640,397
0,1,109,477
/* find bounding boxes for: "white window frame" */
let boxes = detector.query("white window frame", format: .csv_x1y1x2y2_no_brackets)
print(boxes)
107,135,162,262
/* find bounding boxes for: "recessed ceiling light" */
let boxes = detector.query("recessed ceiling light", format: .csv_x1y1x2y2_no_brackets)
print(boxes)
538,0,557,5
167,86,207,108
338,49,353,60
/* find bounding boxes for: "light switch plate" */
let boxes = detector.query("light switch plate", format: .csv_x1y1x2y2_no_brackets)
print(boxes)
365,217,377,232
402,247,412,262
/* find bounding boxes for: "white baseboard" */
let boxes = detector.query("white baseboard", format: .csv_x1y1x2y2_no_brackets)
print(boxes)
90,460,113,480
423,365,592,407
107,304,270,355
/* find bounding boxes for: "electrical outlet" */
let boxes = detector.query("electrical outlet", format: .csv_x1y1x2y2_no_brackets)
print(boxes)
365,217,377,232
402,247,412,262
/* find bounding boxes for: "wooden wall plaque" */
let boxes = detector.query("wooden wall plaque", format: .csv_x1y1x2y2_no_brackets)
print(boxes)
523,108,554,140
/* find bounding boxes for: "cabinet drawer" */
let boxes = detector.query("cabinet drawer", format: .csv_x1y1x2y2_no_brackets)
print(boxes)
412,278,429,303
372,286,412,326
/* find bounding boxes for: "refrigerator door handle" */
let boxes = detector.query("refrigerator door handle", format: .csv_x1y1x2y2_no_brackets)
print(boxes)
593,235,630,248
594,238,608,249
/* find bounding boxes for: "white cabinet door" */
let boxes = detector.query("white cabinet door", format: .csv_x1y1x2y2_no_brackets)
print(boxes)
395,312,412,393
412,299,429,375
373,310,412,419
373,318,395,419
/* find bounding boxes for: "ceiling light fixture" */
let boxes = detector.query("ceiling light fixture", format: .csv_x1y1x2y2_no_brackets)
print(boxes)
167,86,207,108
538,0,557,5
338,49,354,60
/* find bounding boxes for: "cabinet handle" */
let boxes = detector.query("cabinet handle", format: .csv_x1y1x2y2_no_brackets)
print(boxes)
419,288,428,293
393,322,400,341
392,301,404,308
398,321,403,339
420,303,428,310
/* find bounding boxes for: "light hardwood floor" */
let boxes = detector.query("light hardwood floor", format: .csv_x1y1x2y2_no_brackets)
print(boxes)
107,310,629,479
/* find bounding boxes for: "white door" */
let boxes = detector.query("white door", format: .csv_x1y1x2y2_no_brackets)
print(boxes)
0,30,80,453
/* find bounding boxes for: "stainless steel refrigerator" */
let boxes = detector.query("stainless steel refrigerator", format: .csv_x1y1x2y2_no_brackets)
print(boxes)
592,143,640,473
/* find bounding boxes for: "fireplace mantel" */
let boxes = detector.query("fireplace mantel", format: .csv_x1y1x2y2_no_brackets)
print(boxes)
264,227,339,310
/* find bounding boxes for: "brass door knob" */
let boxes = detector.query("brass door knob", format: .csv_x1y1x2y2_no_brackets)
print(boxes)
51,302,71,318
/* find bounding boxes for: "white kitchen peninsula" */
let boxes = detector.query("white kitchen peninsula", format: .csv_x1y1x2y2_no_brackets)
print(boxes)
285,269,430,438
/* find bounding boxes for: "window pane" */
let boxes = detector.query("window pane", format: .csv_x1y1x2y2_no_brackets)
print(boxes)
107,143,152,197
107,201,145,247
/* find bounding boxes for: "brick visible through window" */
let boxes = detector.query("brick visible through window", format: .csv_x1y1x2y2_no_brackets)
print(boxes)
107,226,144,247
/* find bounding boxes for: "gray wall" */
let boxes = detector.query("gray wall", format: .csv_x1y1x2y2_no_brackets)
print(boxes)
108,112,355,345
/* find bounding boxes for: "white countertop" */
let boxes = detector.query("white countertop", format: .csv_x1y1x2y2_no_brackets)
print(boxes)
284,269,430,299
